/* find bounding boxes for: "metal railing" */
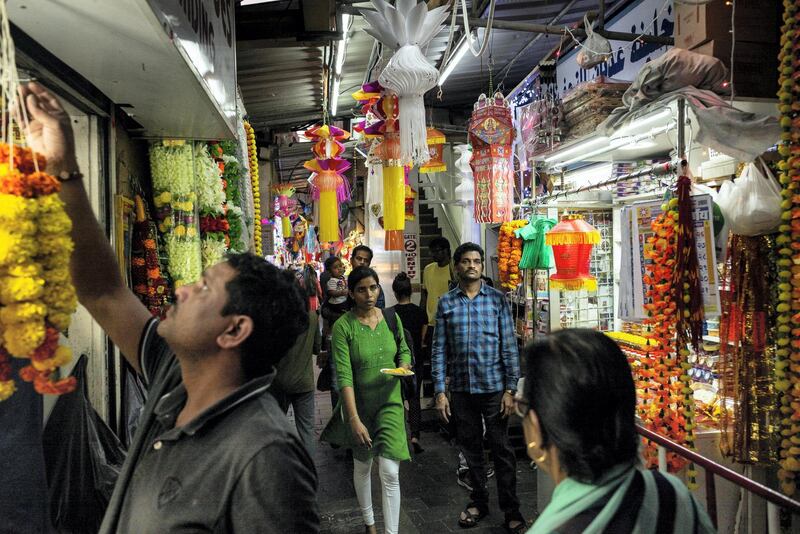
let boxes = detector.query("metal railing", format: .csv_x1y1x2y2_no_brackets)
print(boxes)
637,424,800,533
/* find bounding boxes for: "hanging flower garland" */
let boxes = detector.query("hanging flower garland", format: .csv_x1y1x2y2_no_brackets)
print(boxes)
640,198,687,473
243,122,262,256
0,144,78,401
776,0,800,494
497,220,526,289
131,195,168,317
149,142,201,287
196,142,229,269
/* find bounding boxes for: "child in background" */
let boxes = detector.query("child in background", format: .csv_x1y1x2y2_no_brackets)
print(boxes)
324,257,349,316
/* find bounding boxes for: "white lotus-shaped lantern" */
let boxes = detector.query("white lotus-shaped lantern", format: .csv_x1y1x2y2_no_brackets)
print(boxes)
361,0,449,165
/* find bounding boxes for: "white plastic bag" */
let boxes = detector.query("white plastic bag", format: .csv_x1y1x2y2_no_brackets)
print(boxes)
716,159,782,236
576,15,611,69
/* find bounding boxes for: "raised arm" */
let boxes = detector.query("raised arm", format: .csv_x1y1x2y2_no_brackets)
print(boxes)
19,82,150,372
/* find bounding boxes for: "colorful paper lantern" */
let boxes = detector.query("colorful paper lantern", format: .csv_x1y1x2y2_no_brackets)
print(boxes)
469,93,515,223
362,0,449,165
304,124,351,243
273,184,296,238
545,214,600,291
420,127,447,174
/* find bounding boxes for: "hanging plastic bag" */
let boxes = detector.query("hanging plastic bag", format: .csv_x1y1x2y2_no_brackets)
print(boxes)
716,159,782,236
42,355,126,533
576,15,612,69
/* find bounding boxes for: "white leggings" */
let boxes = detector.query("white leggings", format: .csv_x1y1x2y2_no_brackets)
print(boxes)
353,456,401,534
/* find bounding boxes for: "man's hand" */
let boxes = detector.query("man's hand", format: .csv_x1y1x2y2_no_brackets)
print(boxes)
500,391,515,418
349,417,372,449
436,393,451,423
16,82,78,176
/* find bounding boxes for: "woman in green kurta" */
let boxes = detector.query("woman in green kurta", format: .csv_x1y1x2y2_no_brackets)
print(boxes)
321,267,411,534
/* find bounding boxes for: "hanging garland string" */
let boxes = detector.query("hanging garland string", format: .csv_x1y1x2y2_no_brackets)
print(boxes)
244,122,263,256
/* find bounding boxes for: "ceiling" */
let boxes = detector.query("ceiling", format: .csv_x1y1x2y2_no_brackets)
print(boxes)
236,0,630,186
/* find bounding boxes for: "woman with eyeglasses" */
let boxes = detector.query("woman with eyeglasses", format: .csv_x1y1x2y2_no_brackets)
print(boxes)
516,329,715,534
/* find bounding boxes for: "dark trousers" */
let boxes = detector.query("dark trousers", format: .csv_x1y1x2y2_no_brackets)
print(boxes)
451,391,520,516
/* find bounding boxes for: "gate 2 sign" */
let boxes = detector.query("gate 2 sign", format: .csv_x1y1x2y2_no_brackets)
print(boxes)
404,233,419,283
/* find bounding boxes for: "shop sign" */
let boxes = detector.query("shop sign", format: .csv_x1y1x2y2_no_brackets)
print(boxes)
556,0,675,95
147,0,237,132
404,233,419,283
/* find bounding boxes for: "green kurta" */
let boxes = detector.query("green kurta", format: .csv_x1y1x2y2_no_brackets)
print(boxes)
320,311,412,462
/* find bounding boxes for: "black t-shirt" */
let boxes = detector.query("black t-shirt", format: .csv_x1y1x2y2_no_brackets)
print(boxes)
393,303,428,360
100,318,320,533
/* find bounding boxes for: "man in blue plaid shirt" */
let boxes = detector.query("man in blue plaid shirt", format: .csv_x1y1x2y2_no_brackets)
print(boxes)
432,243,526,533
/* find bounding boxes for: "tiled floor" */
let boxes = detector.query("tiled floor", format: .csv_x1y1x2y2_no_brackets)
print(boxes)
304,389,539,534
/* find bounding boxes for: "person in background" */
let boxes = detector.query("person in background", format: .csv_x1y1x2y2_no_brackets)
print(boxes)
433,242,525,533
320,256,348,409
518,329,715,533
303,262,323,312
272,308,321,457
18,82,319,532
420,237,454,342
390,272,427,454
321,267,412,534
351,245,385,309
324,257,349,317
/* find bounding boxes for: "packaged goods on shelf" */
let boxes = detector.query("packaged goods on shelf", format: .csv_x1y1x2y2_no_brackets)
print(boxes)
561,77,630,140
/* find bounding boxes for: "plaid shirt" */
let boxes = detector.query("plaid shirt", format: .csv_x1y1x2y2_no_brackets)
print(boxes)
431,282,520,395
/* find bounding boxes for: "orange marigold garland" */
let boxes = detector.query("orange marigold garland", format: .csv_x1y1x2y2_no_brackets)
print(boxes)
640,197,687,472
498,220,526,289
131,195,168,317
0,143,77,400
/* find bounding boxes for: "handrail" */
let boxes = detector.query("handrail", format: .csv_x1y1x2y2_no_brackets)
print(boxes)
418,172,459,244
636,424,800,514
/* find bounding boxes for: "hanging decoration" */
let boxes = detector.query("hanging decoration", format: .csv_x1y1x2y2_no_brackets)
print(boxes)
469,92,515,223
361,0,450,165
196,143,229,270
212,140,247,253
150,142,202,288
776,0,800,494
545,214,600,291
404,177,416,222
373,95,405,250
131,195,169,317
244,121,263,256
516,216,557,270
304,124,351,243
274,184,296,238
420,127,447,174
497,220,526,290
718,234,777,466
453,144,482,245
639,199,688,473
0,144,78,400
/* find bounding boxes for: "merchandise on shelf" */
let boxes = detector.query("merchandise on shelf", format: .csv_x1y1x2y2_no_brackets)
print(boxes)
149,142,201,287
0,144,78,400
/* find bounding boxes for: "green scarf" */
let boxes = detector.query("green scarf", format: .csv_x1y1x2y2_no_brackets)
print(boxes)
529,463,716,534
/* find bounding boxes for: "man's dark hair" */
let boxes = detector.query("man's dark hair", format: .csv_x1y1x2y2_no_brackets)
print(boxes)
429,237,451,252
347,266,379,291
522,329,638,483
392,272,412,299
222,253,309,380
453,242,484,264
351,245,374,262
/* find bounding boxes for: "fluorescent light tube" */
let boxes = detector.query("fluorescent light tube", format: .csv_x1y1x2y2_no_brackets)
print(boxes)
241,0,284,5
614,108,672,137
439,35,469,86
330,77,340,116
334,14,350,76
544,136,609,163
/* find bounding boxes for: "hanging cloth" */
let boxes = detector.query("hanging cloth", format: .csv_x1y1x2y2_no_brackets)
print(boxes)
516,217,557,270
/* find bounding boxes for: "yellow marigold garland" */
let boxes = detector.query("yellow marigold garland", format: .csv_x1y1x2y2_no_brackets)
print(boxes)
498,220,526,289
0,144,77,401
776,0,800,496
244,121,263,256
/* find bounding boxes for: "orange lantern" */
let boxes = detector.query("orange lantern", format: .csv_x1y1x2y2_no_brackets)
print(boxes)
545,214,600,291
420,127,446,174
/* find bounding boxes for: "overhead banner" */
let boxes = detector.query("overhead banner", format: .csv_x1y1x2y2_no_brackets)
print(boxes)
147,0,237,133
557,0,674,95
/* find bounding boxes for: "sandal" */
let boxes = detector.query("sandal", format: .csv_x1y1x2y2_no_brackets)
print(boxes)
503,513,528,534
458,502,489,529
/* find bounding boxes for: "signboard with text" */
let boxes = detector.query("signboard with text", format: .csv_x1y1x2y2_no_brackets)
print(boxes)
557,0,674,95
147,0,237,133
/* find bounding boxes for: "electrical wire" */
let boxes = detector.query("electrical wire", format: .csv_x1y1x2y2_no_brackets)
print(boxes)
729,0,736,106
